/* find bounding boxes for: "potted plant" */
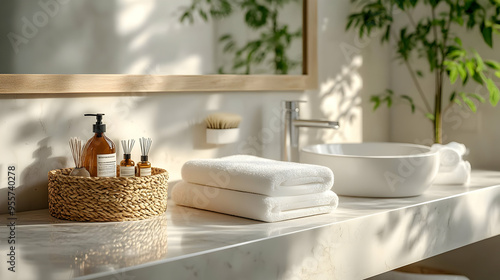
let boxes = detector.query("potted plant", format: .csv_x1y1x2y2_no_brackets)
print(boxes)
346,0,500,144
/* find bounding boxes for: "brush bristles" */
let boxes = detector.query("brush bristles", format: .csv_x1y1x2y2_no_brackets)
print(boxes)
205,113,242,129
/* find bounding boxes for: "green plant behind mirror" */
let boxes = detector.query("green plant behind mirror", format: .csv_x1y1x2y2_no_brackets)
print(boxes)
180,0,302,75
347,0,500,144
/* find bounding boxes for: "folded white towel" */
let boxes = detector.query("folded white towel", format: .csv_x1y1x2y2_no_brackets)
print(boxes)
181,155,334,196
433,160,471,185
431,142,467,172
172,181,339,222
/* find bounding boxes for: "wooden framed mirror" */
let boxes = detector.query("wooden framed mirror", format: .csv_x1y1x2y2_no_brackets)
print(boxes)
0,0,317,95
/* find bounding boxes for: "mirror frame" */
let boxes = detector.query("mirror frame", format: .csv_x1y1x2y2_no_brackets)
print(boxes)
0,0,317,95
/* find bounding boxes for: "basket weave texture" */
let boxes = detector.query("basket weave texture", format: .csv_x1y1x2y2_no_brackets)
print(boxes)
48,167,168,222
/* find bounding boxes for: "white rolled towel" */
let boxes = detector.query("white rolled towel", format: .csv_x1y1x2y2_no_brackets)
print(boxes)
431,142,467,172
181,155,334,197
433,160,471,185
172,181,339,222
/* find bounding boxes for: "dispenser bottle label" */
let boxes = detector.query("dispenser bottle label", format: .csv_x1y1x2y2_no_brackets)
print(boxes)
97,153,116,177
140,167,151,177
120,166,135,177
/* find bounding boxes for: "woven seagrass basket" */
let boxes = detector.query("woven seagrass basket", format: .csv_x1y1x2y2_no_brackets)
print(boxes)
48,167,168,222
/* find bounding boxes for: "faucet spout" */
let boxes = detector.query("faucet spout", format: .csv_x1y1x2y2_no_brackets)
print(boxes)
293,119,340,129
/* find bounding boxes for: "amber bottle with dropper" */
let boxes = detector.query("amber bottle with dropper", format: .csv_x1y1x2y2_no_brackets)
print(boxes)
119,139,135,177
82,114,116,177
137,137,152,177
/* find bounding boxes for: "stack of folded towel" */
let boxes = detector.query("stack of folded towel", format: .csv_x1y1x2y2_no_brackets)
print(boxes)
171,155,338,222
431,142,471,185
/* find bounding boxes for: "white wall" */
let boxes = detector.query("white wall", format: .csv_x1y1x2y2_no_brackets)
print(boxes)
0,0,390,214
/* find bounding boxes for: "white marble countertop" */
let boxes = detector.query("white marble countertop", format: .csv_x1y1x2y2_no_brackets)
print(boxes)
2,170,500,280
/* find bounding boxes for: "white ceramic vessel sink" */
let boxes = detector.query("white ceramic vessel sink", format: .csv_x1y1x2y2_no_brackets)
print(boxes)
300,143,440,198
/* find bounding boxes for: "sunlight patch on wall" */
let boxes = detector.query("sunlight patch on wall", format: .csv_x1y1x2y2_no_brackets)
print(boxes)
160,55,203,75
129,29,153,52
319,56,363,143
116,0,155,35
124,56,153,74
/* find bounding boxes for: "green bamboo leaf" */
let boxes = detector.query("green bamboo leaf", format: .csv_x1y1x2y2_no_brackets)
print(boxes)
371,96,381,111
496,71,500,79
481,24,494,48
454,17,464,26
466,60,475,76
485,60,500,70
472,71,484,84
457,63,467,81
198,9,208,21
180,11,192,23
449,68,459,84
416,70,423,77
468,93,486,103
450,91,457,102
425,113,435,121
461,96,477,112
474,51,485,71
401,95,416,113
223,41,235,53
346,18,354,31
454,37,463,46
448,50,465,59
382,25,391,42
486,78,500,106
385,96,393,107
443,61,452,67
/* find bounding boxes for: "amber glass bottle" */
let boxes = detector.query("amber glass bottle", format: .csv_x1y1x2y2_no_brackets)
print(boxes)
137,155,152,177
82,114,116,177
120,155,135,177
119,139,136,177
137,137,152,177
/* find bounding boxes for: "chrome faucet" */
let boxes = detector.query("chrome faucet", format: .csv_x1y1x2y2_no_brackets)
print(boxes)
281,100,340,162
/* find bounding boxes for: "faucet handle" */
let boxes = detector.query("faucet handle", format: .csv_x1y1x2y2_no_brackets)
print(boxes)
282,100,306,111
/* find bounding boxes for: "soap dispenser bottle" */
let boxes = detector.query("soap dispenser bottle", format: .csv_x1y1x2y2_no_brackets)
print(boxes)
82,114,116,177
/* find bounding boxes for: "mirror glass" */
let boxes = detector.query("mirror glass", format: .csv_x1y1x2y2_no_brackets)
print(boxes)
0,0,303,75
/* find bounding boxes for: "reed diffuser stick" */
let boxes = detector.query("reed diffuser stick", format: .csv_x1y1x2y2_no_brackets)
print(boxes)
69,137,84,168
139,137,152,156
121,139,135,155
69,137,90,177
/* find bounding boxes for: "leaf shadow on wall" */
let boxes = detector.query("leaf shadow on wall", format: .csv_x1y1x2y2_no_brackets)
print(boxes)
307,57,363,144
0,137,67,212
0,1,15,73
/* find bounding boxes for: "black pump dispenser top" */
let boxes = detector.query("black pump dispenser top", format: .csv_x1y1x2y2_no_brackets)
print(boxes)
84,113,106,134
